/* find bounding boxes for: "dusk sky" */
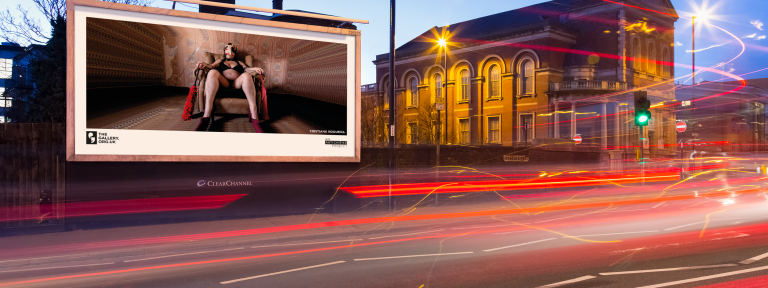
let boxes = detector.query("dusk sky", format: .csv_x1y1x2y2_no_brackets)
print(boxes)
6,0,768,86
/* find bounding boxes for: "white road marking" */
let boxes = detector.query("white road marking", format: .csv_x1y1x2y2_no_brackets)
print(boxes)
251,239,363,249
652,202,666,208
220,261,345,284
663,221,705,231
637,264,768,288
367,229,445,240
483,238,557,252
563,230,659,238
536,275,596,287
599,264,737,275
353,252,473,261
740,251,768,264
124,247,244,263
0,262,115,273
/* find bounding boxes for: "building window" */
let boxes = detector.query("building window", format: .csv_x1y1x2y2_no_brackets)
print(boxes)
521,60,534,95
633,38,641,71
383,80,389,109
0,59,12,79
458,118,470,144
662,48,670,77
407,77,418,107
488,116,500,143
648,44,656,74
460,69,469,101
0,87,9,108
407,122,418,144
434,74,442,102
489,65,500,98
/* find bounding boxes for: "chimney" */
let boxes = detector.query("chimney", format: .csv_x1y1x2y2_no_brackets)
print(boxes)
273,0,283,10
199,0,235,15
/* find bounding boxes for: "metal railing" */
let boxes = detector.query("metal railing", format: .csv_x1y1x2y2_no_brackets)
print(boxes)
549,80,626,92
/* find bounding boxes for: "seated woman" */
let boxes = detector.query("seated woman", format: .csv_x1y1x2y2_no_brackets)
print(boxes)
195,43,265,132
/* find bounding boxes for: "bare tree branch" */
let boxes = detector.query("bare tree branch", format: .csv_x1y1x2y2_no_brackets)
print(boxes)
0,0,154,45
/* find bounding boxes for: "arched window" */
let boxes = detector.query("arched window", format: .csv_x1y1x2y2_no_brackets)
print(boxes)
520,60,534,95
662,48,670,77
407,77,418,107
460,69,469,101
434,74,443,102
489,65,500,98
648,43,656,74
383,80,389,109
632,38,641,70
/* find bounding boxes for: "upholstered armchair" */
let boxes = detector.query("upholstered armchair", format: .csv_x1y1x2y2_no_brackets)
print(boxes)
194,52,266,118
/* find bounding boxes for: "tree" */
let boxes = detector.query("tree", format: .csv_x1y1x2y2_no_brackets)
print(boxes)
0,0,154,123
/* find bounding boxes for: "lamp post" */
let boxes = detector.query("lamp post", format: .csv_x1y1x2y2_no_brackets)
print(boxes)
691,16,696,166
434,37,447,205
388,0,395,211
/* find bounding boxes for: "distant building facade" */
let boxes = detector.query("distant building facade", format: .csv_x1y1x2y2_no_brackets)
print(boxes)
367,0,680,158
0,42,35,123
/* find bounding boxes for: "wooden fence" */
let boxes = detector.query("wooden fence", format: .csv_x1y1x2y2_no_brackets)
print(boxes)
0,123,65,228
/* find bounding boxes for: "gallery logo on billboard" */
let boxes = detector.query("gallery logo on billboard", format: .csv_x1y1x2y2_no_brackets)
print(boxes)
86,131,98,144
87,131,120,144
325,138,347,148
198,180,253,187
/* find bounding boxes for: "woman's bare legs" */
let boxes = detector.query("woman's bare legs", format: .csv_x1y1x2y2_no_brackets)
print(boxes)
234,73,258,121
202,70,230,118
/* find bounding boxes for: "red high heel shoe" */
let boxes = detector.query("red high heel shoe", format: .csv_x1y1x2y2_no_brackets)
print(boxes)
248,112,263,133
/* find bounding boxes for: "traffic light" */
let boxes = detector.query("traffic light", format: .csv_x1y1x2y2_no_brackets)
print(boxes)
634,91,651,126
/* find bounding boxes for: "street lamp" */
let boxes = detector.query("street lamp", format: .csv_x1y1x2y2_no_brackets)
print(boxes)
436,37,447,167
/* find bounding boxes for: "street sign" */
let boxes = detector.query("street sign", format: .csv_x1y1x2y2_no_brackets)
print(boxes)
642,138,649,149
435,103,445,111
573,135,582,144
503,155,529,162
435,97,445,103
676,121,687,133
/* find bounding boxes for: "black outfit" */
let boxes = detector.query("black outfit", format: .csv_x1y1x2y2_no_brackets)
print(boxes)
216,61,245,74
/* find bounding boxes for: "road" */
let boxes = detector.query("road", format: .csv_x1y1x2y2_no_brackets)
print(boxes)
3,170,768,287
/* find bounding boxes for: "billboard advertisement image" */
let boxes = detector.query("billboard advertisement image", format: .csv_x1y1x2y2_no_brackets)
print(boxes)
68,2,360,162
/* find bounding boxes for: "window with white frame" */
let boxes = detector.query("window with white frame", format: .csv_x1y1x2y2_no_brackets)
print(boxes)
434,74,442,102
648,44,656,74
0,87,9,108
460,70,469,101
489,65,500,98
458,118,470,144
0,59,12,79
407,77,418,107
407,122,418,144
488,116,500,143
521,60,534,95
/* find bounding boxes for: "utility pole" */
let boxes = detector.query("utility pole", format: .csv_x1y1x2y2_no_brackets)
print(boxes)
387,0,396,211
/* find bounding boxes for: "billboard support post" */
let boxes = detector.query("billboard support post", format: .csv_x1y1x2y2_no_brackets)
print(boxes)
388,0,396,211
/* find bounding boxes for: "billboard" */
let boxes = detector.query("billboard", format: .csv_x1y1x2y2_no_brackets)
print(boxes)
67,1,361,162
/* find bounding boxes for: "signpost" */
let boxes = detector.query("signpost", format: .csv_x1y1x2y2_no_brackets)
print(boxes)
676,121,687,133
573,135,582,145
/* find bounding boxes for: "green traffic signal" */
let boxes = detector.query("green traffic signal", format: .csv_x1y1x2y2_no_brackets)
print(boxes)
633,91,651,127
638,114,648,123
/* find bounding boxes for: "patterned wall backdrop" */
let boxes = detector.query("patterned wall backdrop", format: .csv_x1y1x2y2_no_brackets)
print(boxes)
86,18,348,106
86,18,165,88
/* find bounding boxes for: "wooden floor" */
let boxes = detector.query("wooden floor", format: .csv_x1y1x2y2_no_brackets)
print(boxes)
86,94,319,134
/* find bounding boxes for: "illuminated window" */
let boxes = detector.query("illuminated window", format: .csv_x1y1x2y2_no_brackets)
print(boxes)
407,122,418,144
632,38,641,70
459,118,470,144
383,80,389,109
521,60,534,95
488,116,500,143
460,70,469,101
662,48,670,77
434,74,442,102
648,44,656,74
407,77,418,107
489,65,500,98
0,59,12,79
